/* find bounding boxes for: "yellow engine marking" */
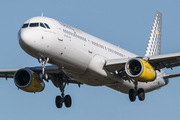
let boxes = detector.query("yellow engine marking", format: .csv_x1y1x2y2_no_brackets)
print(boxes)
132,58,156,82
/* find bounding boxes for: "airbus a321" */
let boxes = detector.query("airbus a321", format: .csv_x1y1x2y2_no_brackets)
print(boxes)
1,11,180,108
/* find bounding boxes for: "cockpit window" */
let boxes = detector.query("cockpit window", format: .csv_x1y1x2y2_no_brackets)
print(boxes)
21,22,50,29
21,23,29,28
30,23,39,27
40,23,46,28
44,23,50,29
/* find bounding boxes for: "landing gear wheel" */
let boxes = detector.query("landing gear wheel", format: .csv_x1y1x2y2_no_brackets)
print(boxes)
138,88,145,101
39,73,48,81
39,73,43,81
129,89,136,102
64,95,72,108
43,73,48,81
56,96,63,108
54,74,72,108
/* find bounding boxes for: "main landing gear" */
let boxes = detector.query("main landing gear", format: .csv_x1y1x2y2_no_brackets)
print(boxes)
55,74,72,108
38,57,72,108
129,81,145,102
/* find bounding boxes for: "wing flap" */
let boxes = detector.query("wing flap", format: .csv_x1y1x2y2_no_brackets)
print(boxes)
149,52,180,62
149,52,180,70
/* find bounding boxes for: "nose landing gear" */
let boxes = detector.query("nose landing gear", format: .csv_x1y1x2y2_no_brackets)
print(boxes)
38,57,49,81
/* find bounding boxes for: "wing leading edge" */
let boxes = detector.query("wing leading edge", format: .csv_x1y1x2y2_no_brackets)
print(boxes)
0,66,63,79
105,52,180,72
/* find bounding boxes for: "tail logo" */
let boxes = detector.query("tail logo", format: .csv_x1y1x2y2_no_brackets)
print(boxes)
156,30,159,35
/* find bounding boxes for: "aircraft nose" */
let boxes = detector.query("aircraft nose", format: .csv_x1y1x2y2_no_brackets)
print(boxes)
18,28,42,52
18,29,34,47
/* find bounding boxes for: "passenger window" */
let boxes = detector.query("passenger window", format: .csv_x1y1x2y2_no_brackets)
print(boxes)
22,23,29,28
30,23,39,27
44,23,50,29
40,23,46,28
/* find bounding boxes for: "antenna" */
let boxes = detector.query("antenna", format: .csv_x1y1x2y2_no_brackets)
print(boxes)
41,13,43,17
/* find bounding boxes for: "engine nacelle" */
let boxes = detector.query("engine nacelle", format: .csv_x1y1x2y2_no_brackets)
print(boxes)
125,58,156,82
14,68,45,93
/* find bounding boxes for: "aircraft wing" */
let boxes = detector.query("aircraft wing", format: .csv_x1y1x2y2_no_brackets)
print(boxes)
105,52,180,72
148,52,180,70
0,68,20,79
0,66,82,87
105,58,129,72
0,65,82,87
0,66,63,79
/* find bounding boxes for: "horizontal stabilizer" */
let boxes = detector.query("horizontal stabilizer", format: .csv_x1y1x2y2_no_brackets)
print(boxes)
163,73,180,79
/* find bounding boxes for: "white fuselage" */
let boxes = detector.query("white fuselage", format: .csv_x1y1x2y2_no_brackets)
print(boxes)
18,16,168,94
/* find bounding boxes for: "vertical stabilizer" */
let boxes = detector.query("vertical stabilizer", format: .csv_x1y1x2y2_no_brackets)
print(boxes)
145,11,162,56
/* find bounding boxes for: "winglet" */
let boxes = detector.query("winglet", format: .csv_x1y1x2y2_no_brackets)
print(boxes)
145,11,162,56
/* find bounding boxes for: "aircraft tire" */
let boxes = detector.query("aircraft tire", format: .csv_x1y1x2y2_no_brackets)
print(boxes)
39,73,48,81
129,89,136,102
138,88,145,101
39,73,43,81
56,95,63,108
64,95,72,108
44,73,48,81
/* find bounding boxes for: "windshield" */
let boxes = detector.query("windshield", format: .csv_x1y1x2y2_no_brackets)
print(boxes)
21,22,51,29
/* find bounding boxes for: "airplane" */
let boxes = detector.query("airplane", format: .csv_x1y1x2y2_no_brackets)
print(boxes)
1,11,180,108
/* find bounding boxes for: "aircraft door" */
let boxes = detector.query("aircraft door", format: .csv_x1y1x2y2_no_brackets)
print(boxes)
53,20,63,41
88,40,93,53
57,27,63,41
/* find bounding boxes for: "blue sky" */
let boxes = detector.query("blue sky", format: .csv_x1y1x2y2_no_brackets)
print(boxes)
0,0,180,120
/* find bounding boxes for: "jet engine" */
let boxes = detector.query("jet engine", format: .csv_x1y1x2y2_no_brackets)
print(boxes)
125,58,156,82
14,68,45,93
